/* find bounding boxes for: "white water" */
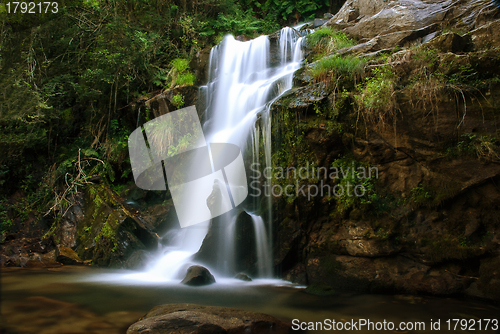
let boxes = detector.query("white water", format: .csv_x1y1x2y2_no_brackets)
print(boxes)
127,27,306,282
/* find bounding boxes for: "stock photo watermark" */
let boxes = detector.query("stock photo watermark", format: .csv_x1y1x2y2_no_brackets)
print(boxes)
249,162,379,201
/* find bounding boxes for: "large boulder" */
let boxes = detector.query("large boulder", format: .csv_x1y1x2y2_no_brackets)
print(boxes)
194,211,259,276
126,304,299,334
181,265,216,286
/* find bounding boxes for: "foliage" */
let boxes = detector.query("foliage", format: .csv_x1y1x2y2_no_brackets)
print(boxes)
355,65,398,126
330,156,379,215
239,0,339,25
0,0,338,230
410,184,432,204
171,93,185,108
447,133,500,161
163,58,196,89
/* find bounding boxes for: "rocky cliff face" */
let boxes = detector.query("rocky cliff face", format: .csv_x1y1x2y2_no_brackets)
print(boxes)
271,0,500,301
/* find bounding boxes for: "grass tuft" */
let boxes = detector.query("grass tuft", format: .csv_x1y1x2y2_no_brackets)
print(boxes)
306,27,356,59
308,55,364,83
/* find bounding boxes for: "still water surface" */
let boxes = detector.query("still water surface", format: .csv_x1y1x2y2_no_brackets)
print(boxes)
1,266,498,333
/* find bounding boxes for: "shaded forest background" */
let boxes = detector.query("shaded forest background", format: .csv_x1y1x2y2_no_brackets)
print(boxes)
0,0,342,234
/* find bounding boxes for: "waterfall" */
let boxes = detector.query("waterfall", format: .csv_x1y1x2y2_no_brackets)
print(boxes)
129,27,305,282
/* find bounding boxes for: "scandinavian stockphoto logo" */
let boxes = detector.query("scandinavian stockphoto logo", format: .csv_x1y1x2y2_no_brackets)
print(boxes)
128,106,248,228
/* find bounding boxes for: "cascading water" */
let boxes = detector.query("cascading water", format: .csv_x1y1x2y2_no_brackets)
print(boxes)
129,27,306,282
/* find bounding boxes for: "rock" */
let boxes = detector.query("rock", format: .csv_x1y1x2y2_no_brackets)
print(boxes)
194,211,258,276
144,85,199,119
125,250,151,271
235,273,252,281
235,35,251,42
126,304,298,334
305,255,469,295
329,0,448,40
189,47,211,84
181,265,216,286
428,32,471,53
57,194,84,248
326,0,499,53
312,18,328,28
56,246,83,265
273,82,330,114
40,250,60,266
74,184,159,268
0,236,60,268
283,263,307,285
469,19,500,50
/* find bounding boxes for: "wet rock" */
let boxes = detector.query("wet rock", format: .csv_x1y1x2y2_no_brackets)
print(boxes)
189,47,211,84
283,263,307,285
312,18,328,28
195,211,258,276
235,273,252,281
126,304,298,334
268,28,301,67
273,82,330,114
292,67,314,87
56,246,83,265
181,265,216,286
125,250,151,271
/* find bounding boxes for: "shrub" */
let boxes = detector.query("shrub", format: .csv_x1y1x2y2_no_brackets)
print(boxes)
355,65,398,125
166,58,196,89
171,93,185,108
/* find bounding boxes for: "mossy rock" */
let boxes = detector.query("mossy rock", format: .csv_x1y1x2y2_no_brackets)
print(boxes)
74,184,158,267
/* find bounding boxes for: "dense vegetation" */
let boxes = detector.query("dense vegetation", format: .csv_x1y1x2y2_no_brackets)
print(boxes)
0,0,342,235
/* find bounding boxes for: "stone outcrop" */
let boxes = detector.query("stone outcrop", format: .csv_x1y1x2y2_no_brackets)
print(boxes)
126,304,299,334
323,0,500,55
272,0,500,301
